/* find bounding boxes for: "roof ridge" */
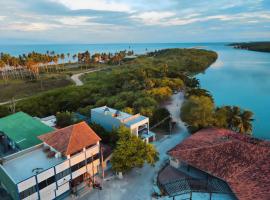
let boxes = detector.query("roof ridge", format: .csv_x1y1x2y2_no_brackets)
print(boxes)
66,124,76,156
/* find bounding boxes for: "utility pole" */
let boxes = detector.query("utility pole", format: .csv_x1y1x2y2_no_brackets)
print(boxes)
9,97,16,113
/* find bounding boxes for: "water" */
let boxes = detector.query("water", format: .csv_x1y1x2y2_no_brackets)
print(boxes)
0,43,269,139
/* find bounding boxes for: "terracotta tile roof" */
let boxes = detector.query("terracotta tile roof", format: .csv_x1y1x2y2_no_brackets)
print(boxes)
38,122,101,156
168,128,270,200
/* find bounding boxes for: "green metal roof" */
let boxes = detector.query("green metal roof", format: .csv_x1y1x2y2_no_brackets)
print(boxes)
0,112,54,150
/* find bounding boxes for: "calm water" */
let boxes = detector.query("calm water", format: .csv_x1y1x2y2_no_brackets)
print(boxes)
0,43,269,139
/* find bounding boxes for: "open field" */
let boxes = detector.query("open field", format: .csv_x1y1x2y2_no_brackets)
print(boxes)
0,63,109,102
0,76,72,102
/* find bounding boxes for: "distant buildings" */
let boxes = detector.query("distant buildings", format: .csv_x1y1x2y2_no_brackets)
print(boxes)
157,128,270,200
0,112,103,200
91,106,156,143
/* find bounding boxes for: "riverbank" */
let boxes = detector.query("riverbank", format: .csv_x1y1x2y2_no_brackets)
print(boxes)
197,44,270,140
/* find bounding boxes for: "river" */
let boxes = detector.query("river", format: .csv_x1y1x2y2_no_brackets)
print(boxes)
197,43,270,140
1,43,269,139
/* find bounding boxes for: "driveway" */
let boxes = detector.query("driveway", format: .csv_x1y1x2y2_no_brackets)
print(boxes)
72,92,189,200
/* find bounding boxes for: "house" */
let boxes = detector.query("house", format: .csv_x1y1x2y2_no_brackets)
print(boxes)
0,122,102,200
0,112,54,157
91,106,156,143
157,128,270,200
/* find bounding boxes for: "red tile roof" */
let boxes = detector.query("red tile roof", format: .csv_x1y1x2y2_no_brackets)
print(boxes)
168,128,270,200
38,122,101,156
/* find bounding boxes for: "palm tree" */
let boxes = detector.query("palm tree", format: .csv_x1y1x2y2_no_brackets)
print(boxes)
238,110,254,134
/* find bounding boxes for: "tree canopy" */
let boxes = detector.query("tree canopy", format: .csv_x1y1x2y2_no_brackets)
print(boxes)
111,126,159,173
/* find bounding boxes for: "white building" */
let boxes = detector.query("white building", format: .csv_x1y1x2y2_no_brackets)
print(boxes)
91,106,156,143
0,122,102,200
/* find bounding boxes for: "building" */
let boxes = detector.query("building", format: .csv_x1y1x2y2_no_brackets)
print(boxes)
0,112,54,157
0,122,102,200
158,128,270,200
91,106,155,143
37,115,57,128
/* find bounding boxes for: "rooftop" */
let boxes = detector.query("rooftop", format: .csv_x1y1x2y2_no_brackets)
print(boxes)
38,122,101,156
168,128,270,200
92,106,148,126
0,112,54,150
2,144,64,183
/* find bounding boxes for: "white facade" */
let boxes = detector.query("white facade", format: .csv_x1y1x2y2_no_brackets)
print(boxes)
91,106,156,142
3,142,101,200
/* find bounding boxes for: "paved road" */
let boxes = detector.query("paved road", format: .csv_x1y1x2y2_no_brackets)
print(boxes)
70,92,189,200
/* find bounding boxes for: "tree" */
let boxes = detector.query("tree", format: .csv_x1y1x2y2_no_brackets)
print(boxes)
111,126,159,173
56,111,74,128
181,95,215,133
214,106,254,135
238,110,253,134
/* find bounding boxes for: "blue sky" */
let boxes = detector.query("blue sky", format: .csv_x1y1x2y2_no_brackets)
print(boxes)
0,0,269,44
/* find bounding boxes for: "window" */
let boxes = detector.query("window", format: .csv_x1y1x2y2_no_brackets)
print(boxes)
38,176,56,190
19,186,36,199
56,168,70,180
71,160,86,172
86,153,100,164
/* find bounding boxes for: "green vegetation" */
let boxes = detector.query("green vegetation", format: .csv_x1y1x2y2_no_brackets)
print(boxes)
56,111,75,128
0,76,71,102
181,94,254,134
0,49,218,125
111,126,159,173
229,42,270,53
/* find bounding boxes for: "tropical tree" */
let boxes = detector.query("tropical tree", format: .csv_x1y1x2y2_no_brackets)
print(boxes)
56,111,75,128
181,95,215,133
111,126,159,173
238,110,253,134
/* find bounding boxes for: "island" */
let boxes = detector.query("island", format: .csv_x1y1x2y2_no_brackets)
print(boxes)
229,42,270,53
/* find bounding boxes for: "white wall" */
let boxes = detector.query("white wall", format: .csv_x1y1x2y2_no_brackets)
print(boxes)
17,177,36,192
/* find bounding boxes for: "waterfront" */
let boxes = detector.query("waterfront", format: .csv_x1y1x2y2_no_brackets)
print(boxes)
0,43,269,139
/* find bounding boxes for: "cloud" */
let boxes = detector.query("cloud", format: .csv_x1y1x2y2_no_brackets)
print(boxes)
57,16,98,26
2,22,60,31
130,11,176,26
54,0,132,12
131,11,270,26
0,0,269,43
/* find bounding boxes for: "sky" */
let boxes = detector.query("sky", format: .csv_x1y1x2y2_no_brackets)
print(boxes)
0,0,270,44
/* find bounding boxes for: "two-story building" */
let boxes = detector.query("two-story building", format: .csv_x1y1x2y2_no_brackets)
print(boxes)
91,106,155,143
0,122,102,200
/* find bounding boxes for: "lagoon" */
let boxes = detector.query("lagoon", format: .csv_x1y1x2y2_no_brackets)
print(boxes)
0,43,269,139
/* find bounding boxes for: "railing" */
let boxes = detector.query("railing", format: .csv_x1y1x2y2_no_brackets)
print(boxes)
160,177,233,197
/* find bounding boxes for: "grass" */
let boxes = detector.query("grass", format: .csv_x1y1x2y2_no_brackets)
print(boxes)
0,76,72,102
0,63,109,102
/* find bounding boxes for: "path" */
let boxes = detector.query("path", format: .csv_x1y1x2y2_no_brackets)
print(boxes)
70,66,114,86
70,68,101,86
0,66,112,105
71,92,189,200
0,98,25,106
